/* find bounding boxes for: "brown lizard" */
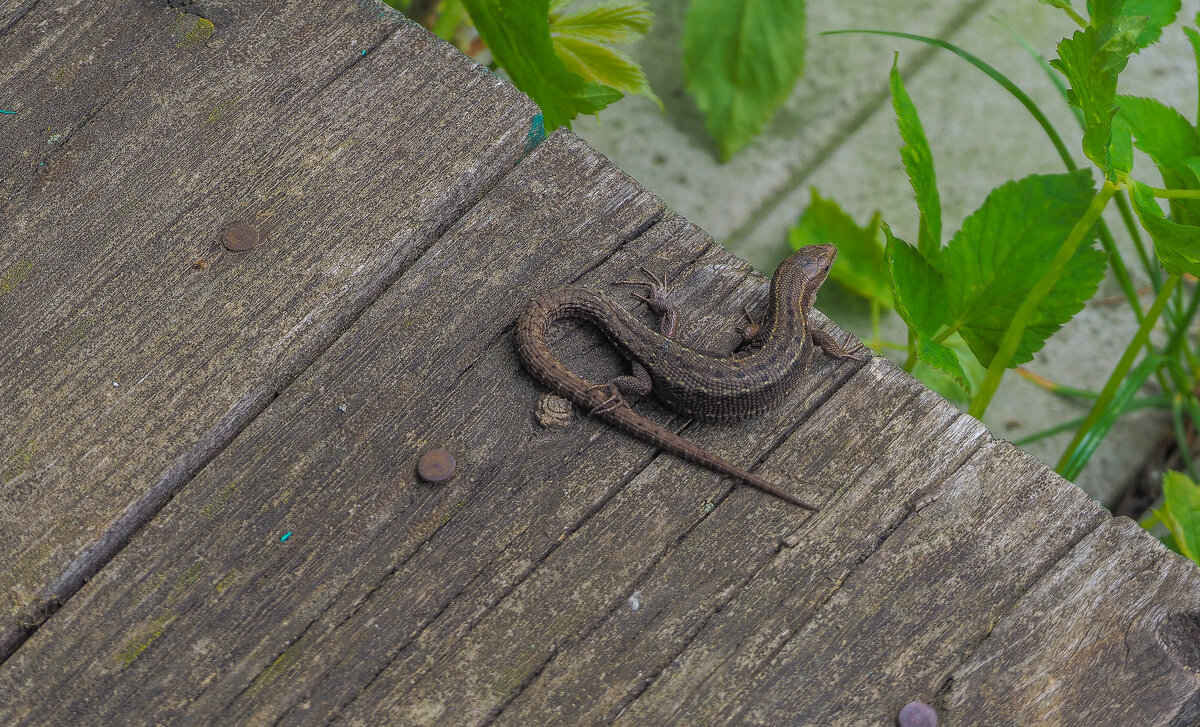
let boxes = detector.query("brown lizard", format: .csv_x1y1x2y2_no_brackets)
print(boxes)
515,243,865,510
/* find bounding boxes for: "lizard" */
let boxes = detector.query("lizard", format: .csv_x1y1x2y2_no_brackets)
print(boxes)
515,243,865,511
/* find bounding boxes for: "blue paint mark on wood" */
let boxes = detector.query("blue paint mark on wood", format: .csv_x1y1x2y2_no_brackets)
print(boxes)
280,531,292,542
526,112,546,153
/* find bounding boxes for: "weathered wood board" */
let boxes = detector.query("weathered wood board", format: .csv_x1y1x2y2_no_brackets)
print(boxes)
1,3,1199,726
0,129,669,724
942,516,1200,726
0,0,537,657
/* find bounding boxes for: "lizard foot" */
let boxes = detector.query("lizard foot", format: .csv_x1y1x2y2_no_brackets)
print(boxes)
616,266,673,315
585,382,628,416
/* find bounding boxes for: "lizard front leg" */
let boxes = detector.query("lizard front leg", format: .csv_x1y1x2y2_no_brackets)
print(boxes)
616,267,679,338
810,327,868,361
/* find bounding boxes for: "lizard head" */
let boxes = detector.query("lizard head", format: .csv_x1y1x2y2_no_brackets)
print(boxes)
787,243,836,307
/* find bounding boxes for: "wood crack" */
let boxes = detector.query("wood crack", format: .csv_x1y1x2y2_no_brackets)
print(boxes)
927,504,1111,713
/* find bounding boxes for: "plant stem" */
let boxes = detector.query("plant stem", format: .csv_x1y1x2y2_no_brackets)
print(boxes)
969,181,1118,418
1056,273,1181,472
902,329,917,372
1149,186,1200,199
1113,188,1158,290
1172,394,1200,481
1012,395,1169,446
1062,5,1088,28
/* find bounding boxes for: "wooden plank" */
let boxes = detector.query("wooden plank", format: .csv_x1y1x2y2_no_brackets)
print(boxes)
610,441,1111,725
0,0,537,658
941,516,1200,726
488,363,989,726
0,130,667,725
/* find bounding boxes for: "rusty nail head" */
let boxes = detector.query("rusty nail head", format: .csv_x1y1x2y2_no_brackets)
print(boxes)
221,221,259,252
417,448,456,483
897,701,937,727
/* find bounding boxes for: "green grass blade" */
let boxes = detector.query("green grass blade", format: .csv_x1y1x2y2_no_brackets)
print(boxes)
1059,353,1169,479
824,29,1076,170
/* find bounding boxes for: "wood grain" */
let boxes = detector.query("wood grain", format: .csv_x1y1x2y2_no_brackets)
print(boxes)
0,129,668,725
0,0,537,658
488,361,988,726
941,516,1200,726
611,439,1110,726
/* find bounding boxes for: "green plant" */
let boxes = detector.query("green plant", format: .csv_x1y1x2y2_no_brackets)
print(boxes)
792,2,1200,497
385,0,810,158
1143,470,1200,565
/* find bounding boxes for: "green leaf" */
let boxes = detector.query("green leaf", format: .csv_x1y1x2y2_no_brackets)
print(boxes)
1116,94,1200,222
939,172,1107,368
882,222,945,339
1051,16,1148,180
1110,114,1134,178
683,0,806,159
789,189,888,307
462,0,622,129
889,55,942,258
916,336,970,394
1129,181,1200,276
1159,470,1200,563
1184,155,1200,184
1185,21,1200,125
1116,95,1200,171
1089,0,1181,48
550,0,652,43
552,36,660,105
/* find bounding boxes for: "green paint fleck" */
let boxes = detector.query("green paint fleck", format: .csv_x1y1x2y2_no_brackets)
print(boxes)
214,570,238,594
0,261,32,298
202,479,241,519
206,95,241,125
1,441,37,485
247,636,309,691
177,17,215,48
115,613,173,667
490,644,542,697
54,316,97,354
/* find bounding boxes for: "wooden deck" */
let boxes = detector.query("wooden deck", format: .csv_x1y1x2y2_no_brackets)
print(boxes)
1,2,1198,725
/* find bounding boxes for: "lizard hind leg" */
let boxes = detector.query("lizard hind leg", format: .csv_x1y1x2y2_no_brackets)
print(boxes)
586,361,654,415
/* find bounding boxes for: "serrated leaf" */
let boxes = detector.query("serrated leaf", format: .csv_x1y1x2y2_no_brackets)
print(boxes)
1051,16,1148,180
1160,470,1200,563
550,0,651,44
1130,181,1200,276
1184,155,1200,185
882,222,945,339
917,336,970,394
1186,22,1200,125
789,189,888,307
1116,94,1200,222
889,55,942,258
939,172,1107,367
462,0,622,129
1116,95,1200,171
553,36,660,105
683,0,806,159
1089,0,1181,48
1111,114,1134,178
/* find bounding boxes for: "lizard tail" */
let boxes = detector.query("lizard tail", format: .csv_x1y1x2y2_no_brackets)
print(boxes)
593,406,820,512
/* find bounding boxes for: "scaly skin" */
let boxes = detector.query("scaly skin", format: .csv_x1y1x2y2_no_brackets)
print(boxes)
515,244,864,510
